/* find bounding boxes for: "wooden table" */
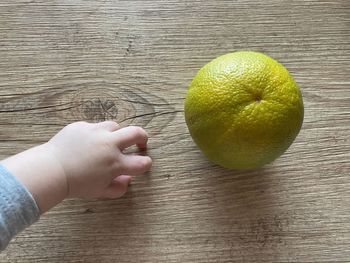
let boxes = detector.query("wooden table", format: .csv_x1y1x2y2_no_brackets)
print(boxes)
0,1,349,262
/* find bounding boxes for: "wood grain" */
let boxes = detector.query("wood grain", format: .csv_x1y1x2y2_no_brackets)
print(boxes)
0,0,349,262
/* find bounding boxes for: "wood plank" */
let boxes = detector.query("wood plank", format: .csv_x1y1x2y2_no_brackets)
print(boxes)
0,0,349,262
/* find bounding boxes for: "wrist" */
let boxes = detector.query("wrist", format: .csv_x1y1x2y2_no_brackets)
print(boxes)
1,143,69,214
41,142,69,200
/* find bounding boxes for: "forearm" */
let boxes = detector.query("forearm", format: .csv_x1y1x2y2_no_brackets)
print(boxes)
1,143,68,214
0,165,40,251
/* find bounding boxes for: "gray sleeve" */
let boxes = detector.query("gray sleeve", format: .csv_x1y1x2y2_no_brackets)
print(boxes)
0,165,40,251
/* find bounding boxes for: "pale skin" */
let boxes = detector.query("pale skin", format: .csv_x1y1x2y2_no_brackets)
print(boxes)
0,121,152,214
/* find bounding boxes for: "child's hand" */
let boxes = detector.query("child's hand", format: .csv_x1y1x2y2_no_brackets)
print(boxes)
47,121,152,199
1,121,152,214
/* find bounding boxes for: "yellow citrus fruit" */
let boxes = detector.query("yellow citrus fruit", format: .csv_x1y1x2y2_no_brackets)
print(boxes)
185,51,304,169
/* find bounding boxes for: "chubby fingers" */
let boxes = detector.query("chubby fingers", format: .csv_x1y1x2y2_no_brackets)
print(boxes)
112,126,152,175
96,120,119,132
119,155,152,175
112,126,148,150
103,175,132,199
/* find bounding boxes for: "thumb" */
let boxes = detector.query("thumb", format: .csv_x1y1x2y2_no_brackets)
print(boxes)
103,175,132,199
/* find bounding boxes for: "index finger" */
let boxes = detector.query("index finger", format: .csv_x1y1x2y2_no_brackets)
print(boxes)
112,126,148,150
